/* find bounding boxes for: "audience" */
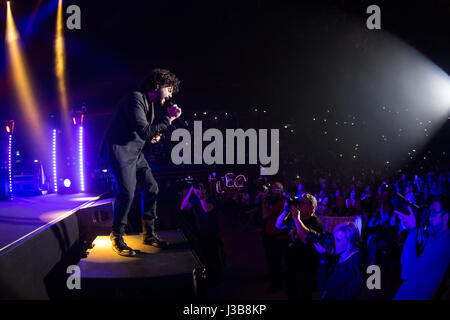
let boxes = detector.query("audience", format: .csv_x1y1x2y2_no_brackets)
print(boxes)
174,139,448,299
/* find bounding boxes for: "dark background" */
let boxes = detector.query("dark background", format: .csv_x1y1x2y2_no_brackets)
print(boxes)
0,0,449,174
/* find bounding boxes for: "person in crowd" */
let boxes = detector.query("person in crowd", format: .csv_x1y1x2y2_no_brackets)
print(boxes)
366,200,399,268
361,185,375,216
317,196,332,216
430,179,443,197
313,222,363,300
317,189,327,206
297,183,305,198
346,189,361,216
394,198,449,299
421,183,431,204
276,193,323,299
333,189,346,216
404,185,417,205
260,182,289,292
180,183,224,286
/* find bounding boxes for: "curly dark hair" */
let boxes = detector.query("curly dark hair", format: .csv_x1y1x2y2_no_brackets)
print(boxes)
140,68,180,93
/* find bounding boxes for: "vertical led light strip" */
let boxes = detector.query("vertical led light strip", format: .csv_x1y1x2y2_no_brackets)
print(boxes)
8,134,13,199
52,129,58,193
79,126,85,192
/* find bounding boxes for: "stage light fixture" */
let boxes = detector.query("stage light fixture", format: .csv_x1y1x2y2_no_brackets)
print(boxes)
8,134,13,199
78,126,85,192
52,129,58,193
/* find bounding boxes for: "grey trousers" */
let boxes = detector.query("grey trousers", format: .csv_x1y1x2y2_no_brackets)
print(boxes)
109,152,159,236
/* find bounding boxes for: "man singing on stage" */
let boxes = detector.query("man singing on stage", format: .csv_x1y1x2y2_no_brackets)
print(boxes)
100,68,182,256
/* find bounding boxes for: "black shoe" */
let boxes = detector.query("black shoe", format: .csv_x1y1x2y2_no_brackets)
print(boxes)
142,219,170,248
143,234,170,248
110,233,137,257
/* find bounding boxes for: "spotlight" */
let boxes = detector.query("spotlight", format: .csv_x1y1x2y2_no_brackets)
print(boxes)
6,2,46,153
55,0,71,139
63,179,71,188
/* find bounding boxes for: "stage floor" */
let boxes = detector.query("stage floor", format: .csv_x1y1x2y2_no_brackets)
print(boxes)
0,193,101,254
79,232,196,279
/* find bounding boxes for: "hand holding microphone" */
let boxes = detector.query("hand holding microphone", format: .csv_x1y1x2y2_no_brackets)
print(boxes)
167,102,182,122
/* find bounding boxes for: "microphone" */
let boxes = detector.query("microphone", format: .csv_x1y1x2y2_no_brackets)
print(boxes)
165,100,189,127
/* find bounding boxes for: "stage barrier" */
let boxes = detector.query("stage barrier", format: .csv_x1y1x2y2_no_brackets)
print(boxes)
316,215,362,235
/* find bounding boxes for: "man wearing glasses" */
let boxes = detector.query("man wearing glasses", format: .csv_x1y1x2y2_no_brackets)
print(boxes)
394,199,449,299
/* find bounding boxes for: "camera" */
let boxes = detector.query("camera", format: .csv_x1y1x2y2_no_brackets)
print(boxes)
306,230,335,250
393,192,430,228
283,193,300,206
279,193,300,227
183,176,202,189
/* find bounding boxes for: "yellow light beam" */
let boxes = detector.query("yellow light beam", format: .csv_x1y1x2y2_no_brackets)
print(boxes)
6,1,46,152
55,0,72,141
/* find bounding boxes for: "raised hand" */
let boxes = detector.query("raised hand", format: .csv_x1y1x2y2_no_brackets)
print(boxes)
394,206,416,229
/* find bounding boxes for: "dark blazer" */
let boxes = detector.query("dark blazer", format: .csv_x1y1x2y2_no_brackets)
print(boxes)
100,91,171,168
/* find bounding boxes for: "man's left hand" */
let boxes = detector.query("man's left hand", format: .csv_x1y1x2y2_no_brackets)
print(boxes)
150,133,162,143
